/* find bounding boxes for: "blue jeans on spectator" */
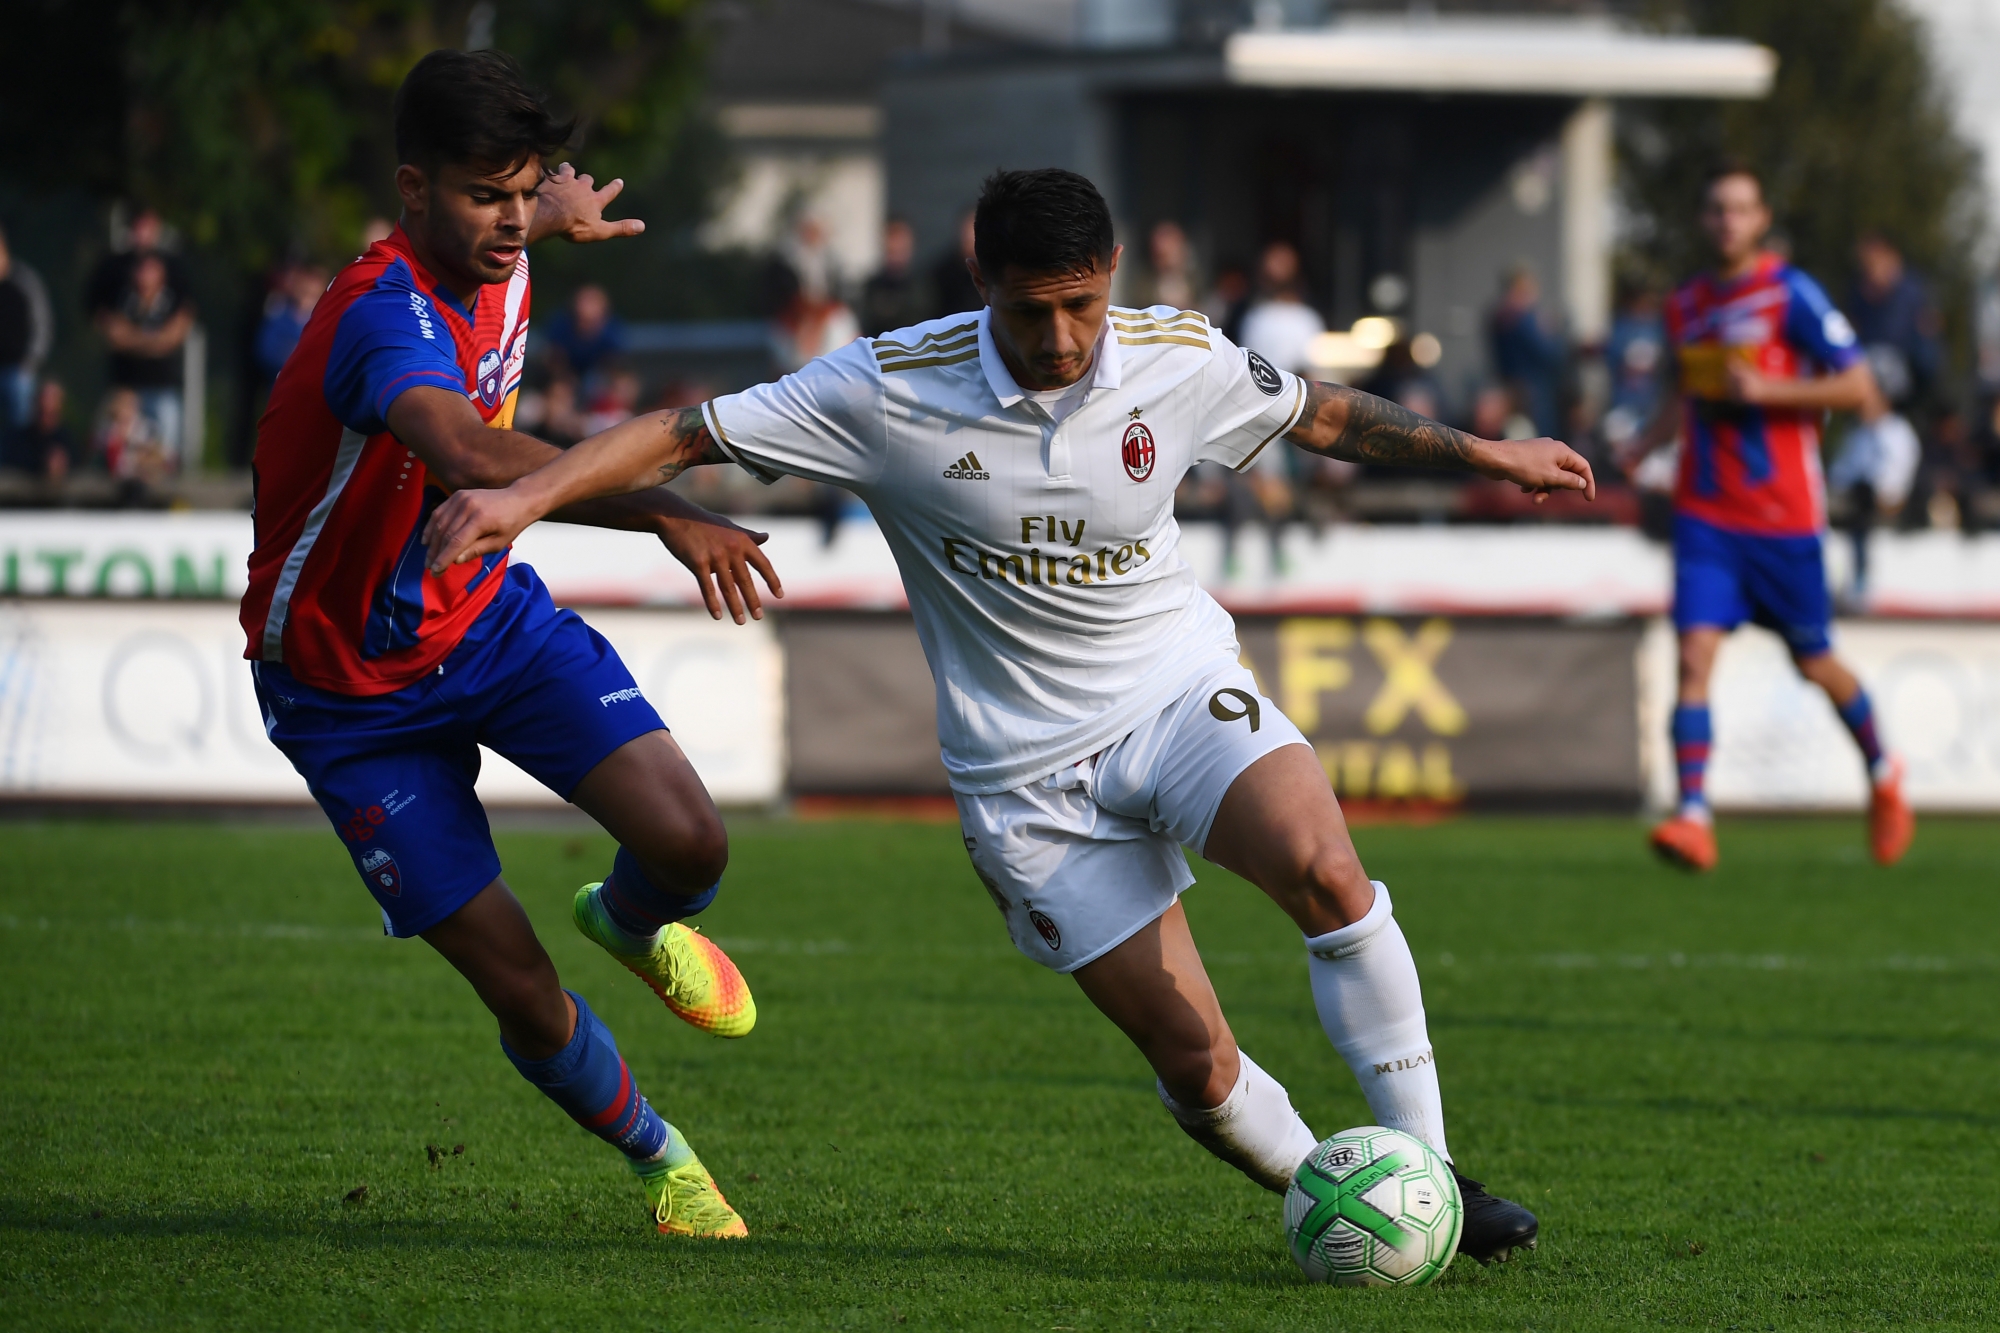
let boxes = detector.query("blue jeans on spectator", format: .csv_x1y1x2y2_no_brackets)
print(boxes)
135,388,184,469
2,367,32,429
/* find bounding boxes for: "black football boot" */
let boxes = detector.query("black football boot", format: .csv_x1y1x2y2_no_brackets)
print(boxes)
1452,1169,1538,1263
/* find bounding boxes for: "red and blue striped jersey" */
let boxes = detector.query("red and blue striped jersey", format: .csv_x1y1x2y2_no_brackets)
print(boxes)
1664,252,1861,537
239,226,529,694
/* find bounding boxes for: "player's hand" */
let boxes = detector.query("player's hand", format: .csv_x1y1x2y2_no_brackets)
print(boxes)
531,162,645,245
423,486,540,573
1475,436,1596,504
656,514,784,624
1724,361,1772,404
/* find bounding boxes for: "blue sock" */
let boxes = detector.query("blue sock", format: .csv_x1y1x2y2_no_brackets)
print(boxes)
504,990,669,1161
1671,704,1712,812
596,845,718,942
1837,689,1885,771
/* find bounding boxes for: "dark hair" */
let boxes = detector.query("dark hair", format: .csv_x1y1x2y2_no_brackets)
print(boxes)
974,169,1115,280
1703,157,1763,198
394,49,574,175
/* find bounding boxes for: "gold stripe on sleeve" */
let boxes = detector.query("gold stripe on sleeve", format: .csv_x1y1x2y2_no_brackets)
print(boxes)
1232,375,1309,473
877,348,981,373
1115,332,1213,349
873,323,980,361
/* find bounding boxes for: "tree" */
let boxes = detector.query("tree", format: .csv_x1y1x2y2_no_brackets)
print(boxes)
1620,0,1985,375
109,0,713,271
0,1,735,462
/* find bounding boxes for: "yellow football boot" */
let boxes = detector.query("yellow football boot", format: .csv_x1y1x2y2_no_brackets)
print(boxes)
631,1147,748,1239
574,883,757,1038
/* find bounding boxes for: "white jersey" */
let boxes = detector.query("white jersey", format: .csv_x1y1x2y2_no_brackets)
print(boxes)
704,305,1307,794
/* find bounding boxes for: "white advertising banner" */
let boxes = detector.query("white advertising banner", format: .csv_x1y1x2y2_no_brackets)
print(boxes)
1639,618,2000,812
0,601,783,807
5,510,2000,618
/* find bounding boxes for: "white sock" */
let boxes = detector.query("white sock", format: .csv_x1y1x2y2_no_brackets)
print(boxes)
1157,1050,1319,1193
1303,882,1450,1161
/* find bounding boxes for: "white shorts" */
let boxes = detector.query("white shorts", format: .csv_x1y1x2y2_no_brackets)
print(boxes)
955,657,1310,973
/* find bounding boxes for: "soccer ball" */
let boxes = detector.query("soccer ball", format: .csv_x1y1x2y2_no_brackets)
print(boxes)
1283,1126,1462,1286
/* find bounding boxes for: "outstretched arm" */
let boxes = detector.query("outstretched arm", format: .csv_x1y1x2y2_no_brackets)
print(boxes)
1284,381,1595,500
422,404,727,574
387,389,776,622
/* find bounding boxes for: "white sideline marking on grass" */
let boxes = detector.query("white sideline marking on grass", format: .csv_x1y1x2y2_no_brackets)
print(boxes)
0,914,381,941
1199,944,1993,973
0,919,1981,974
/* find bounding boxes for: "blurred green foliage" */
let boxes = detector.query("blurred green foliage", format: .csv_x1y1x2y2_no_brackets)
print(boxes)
22,0,715,269
0,0,745,462
1622,0,1985,376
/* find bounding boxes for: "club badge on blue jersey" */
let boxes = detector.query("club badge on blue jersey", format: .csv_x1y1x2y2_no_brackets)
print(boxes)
359,846,403,897
476,347,503,407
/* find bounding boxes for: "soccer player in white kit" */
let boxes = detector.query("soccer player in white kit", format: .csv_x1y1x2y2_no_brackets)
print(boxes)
423,169,1596,1262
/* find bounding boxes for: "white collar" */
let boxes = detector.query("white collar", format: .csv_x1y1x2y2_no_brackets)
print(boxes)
978,306,1122,410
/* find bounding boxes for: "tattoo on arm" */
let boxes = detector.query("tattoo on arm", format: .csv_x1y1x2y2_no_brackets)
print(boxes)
654,406,727,486
1285,381,1478,470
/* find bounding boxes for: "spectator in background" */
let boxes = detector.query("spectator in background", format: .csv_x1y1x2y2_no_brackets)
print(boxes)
1488,264,1563,436
930,210,982,319
253,263,327,386
1227,242,1325,572
1850,234,1942,417
1602,283,1666,452
543,283,624,392
1238,241,1324,377
1128,221,1203,312
94,386,172,500
772,216,859,372
0,224,54,447
1830,235,1941,589
858,216,930,336
1207,261,1251,345
87,211,194,469
581,364,643,437
11,378,74,481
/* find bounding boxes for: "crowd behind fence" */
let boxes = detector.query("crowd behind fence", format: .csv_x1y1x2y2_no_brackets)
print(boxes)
6,204,2000,603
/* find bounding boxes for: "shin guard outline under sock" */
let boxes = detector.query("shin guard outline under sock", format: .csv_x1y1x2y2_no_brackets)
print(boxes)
504,990,669,1161
1837,689,1886,772
1671,703,1712,814
1157,1051,1319,1192
1304,882,1450,1160
596,845,718,944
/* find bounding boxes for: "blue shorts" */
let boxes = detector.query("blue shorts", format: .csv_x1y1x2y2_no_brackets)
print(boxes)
1672,513,1832,657
254,564,667,937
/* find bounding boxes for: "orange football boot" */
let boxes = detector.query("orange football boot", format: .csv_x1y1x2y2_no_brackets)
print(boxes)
1868,759,1915,867
1649,814,1718,872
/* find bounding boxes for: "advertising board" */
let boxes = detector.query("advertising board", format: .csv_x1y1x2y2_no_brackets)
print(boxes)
0,602,783,807
1639,619,2000,811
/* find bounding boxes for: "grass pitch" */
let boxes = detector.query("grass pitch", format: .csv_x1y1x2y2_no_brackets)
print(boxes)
3,814,1997,1330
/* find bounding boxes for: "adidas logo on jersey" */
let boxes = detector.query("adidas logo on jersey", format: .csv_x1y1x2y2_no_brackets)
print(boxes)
942,452,991,481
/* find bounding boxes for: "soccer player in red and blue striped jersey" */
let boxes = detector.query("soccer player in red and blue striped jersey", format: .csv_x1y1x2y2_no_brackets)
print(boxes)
1626,163,1914,871
239,50,780,1236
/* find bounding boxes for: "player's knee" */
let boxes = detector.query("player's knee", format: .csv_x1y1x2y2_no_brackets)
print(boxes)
630,808,729,891
1296,841,1370,927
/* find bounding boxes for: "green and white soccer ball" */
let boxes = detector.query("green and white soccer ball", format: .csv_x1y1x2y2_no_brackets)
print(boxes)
1284,1126,1462,1286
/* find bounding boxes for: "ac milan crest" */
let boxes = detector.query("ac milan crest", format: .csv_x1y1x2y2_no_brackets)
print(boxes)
1028,909,1062,951
1121,420,1156,482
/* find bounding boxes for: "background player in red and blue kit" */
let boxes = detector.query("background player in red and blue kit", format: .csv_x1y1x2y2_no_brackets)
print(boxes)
239,50,782,1237
1626,163,1914,872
